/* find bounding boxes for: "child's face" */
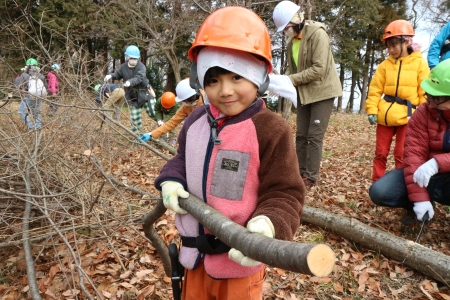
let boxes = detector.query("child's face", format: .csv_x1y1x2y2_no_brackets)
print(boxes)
386,38,409,58
205,72,258,116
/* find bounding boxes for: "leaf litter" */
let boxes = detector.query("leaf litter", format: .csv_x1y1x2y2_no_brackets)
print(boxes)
0,112,449,299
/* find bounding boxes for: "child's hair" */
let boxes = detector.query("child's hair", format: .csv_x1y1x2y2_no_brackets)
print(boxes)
203,67,232,87
183,94,200,103
385,36,421,54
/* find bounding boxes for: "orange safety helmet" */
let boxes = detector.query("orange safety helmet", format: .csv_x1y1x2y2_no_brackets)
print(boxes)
161,92,176,109
382,20,414,41
187,6,273,73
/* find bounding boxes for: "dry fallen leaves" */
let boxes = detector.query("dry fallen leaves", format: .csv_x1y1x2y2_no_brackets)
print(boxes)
1,113,449,299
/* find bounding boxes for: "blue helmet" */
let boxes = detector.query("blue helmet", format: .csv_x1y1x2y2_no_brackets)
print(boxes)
51,63,61,70
124,45,140,58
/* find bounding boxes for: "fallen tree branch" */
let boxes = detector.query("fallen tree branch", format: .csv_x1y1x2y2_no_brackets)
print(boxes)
96,112,174,160
89,154,159,199
22,133,43,300
301,206,450,286
179,195,335,277
142,198,172,277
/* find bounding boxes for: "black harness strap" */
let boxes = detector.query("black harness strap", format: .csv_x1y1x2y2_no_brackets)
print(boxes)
181,234,231,254
384,95,416,118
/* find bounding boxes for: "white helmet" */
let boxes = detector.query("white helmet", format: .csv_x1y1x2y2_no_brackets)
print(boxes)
273,1,301,32
175,78,197,102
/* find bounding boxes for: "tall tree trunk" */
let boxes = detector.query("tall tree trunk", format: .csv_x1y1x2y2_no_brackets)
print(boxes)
282,100,293,122
337,65,344,112
102,37,108,76
360,38,373,113
346,69,357,112
278,37,286,114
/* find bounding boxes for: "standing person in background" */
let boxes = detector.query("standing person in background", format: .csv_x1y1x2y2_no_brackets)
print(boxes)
272,0,343,188
427,21,450,70
15,58,47,130
139,78,203,144
151,91,180,145
47,63,61,116
365,20,429,182
94,83,125,120
104,45,153,135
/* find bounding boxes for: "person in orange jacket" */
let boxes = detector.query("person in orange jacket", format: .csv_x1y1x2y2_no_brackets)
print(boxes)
365,20,429,182
139,78,203,145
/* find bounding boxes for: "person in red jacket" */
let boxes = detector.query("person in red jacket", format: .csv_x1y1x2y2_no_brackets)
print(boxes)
47,63,61,116
369,58,450,222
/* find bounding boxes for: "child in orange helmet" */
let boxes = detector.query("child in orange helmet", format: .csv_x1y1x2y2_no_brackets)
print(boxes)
154,92,179,126
153,6,304,300
151,91,180,145
365,20,429,182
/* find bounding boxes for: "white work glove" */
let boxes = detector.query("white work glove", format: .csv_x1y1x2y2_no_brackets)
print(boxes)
413,158,438,188
413,201,434,221
123,80,131,87
104,74,112,82
160,181,189,214
228,216,275,267
157,120,164,126
267,74,297,107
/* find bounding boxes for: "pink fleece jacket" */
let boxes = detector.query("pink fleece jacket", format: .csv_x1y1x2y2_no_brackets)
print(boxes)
155,100,305,279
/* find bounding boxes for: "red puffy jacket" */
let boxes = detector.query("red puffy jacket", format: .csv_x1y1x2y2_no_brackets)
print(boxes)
403,103,450,201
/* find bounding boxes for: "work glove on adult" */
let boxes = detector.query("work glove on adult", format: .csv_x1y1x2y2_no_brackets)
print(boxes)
413,158,438,188
228,216,275,267
160,181,188,214
157,120,164,126
267,74,297,107
104,74,112,82
413,201,434,221
123,80,131,87
368,114,377,125
139,133,152,142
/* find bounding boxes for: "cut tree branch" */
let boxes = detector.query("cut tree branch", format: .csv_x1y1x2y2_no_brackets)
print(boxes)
179,195,335,277
301,206,450,286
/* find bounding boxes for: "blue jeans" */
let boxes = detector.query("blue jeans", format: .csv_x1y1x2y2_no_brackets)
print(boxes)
369,168,450,208
18,96,42,130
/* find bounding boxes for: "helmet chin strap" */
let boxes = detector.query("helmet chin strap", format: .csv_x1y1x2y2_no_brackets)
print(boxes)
258,74,270,97
189,63,202,97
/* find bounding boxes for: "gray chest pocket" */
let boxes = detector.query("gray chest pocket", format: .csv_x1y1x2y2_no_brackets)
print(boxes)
210,150,250,200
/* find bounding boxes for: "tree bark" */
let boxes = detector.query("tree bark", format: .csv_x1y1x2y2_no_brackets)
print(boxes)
179,195,335,277
142,199,172,277
301,206,450,285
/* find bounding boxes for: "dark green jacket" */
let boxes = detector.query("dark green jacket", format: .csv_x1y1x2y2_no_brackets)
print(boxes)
154,97,180,122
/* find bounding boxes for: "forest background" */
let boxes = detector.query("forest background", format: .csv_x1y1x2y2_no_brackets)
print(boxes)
1,0,450,299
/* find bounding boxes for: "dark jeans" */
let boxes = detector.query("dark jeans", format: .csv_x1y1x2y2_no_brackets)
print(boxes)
369,168,450,208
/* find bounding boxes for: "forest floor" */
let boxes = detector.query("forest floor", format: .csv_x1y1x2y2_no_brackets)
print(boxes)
0,104,449,300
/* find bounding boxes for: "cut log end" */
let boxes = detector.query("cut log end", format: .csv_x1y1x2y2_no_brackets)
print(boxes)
306,244,336,277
